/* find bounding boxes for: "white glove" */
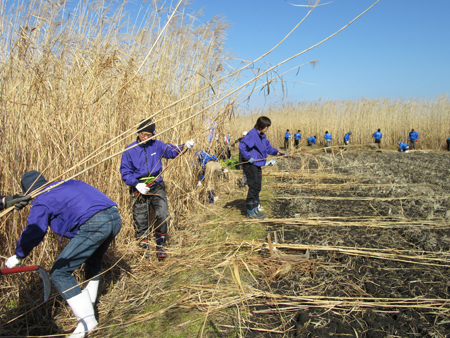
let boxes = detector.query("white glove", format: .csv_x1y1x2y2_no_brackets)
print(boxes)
185,139,195,149
136,183,150,195
6,255,21,268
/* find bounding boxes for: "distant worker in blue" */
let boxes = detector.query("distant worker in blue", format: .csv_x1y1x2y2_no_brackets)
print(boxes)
372,128,382,149
447,137,450,151
294,130,302,149
307,136,316,147
196,150,227,204
284,129,291,150
408,129,419,150
398,141,409,152
324,131,332,147
239,116,284,219
344,131,352,151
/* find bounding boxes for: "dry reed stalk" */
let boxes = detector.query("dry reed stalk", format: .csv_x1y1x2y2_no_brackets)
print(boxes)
224,239,450,266
199,217,448,229
277,195,450,201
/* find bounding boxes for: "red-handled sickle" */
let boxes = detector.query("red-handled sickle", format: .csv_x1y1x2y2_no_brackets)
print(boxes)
1,265,51,301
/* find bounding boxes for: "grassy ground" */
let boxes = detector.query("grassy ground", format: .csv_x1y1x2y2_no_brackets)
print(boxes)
102,166,276,338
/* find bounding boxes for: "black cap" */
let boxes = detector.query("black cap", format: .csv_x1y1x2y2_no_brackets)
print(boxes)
137,119,155,134
21,171,47,194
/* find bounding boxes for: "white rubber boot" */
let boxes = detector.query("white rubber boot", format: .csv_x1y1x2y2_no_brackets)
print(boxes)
84,280,100,305
66,290,98,338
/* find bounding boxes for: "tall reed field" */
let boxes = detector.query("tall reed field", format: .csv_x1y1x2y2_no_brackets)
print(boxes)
229,96,450,150
0,0,241,334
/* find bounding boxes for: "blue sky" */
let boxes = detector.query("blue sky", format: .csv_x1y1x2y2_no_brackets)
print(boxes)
185,0,450,107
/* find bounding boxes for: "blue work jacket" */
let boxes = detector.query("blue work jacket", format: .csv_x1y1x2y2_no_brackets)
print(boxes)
373,131,382,140
15,180,117,259
294,133,301,140
239,128,278,167
285,132,291,139
307,136,316,144
398,142,409,151
409,131,419,140
324,133,332,140
344,133,351,141
120,138,183,187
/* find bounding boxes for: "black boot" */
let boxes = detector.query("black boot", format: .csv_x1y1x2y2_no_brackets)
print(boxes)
246,201,264,219
155,232,167,260
254,201,266,218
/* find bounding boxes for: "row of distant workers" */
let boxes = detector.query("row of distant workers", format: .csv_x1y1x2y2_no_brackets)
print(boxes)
283,129,425,152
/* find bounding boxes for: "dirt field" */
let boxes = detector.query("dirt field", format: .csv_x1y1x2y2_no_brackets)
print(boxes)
247,150,450,337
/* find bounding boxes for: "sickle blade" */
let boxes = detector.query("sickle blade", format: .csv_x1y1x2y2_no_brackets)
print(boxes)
36,266,51,301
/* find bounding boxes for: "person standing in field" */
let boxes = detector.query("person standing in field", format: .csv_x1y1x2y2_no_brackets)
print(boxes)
224,132,232,159
307,135,316,147
398,141,410,152
344,131,352,151
284,129,291,150
120,119,194,259
239,116,284,219
373,129,382,149
324,131,332,147
5,171,122,338
294,130,302,149
408,129,419,150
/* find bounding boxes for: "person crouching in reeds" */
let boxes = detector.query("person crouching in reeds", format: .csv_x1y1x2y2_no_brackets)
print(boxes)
239,116,284,219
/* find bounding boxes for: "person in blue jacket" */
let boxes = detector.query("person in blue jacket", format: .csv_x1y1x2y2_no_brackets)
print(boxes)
447,137,450,151
284,129,291,150
398,141,410,152
373,129,382,149
196,150,227,204
120,119,194,259
408,129,419,150
324,131,332,147
5,171,122,338
239,116,284,219
294,130,301,149
307,136,316,147
344,131,352,151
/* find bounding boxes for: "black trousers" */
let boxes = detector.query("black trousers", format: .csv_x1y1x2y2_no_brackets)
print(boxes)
375,139,381,148
243,163,262,203
409,140,416,149
447,139,450,151
294,139,299,148
284,138,289,149
132,182,169,238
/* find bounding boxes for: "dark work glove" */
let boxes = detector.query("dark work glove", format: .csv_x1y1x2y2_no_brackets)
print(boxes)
5,195,32,210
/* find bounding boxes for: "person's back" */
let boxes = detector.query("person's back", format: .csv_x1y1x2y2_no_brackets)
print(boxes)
284,130,291,149
324,131,332,147
16,179,117,256
398,142,409,152
373,129,382,149
294,130,301,148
